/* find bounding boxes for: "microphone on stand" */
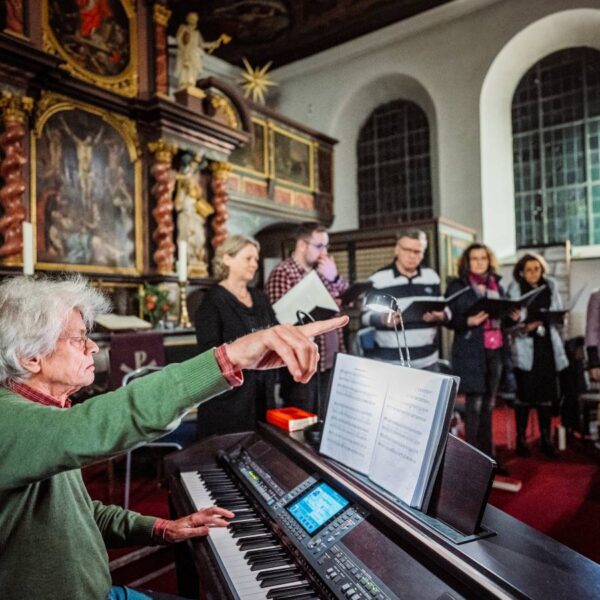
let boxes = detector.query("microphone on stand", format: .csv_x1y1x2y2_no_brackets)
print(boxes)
296,310,325,448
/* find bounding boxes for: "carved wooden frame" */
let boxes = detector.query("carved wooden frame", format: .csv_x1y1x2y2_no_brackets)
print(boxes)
269,123,315,191
32,92,143,275
41,0,139,97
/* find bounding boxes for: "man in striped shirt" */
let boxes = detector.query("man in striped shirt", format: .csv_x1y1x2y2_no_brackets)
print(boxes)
362,228,446,370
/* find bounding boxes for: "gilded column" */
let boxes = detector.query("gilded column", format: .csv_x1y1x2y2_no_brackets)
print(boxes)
153,4,172,97
148,140,177,274
210,161,232,249
0,92,33,261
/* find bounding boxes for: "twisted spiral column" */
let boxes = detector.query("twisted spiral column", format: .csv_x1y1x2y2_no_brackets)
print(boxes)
148,140,177,274
153,4,171,96
210,161,232,249
0,92,33,261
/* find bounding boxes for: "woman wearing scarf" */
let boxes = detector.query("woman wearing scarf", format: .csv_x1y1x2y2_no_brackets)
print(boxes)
507,254,568,458
445,243,519,458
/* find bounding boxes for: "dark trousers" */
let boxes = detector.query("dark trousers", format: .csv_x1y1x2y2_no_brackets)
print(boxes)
464,348,503,457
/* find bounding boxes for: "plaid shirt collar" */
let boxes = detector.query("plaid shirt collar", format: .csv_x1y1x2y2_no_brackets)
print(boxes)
5,380,71,409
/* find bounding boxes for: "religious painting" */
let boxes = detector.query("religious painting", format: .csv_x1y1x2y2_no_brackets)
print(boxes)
271,126,314,190
42,0,138,97
33,95,142,274
230,117,267,176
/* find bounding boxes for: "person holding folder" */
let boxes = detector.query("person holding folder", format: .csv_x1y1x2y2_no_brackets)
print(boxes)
362,227,446,370
445,243,519,458
266,222,349,412
507,254,568,458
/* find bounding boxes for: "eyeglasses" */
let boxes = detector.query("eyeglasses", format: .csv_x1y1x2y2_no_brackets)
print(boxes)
305,240,329,251
60,335,91,351
397,245,424,256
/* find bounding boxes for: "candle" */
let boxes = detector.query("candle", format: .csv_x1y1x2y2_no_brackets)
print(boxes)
22,221,34,276
177,240,188,282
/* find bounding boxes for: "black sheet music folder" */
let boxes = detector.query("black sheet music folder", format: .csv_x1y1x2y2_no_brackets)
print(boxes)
466,285,546,319
530,308,568,325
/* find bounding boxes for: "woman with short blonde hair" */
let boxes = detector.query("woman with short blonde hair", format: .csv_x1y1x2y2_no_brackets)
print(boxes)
212,235,260,281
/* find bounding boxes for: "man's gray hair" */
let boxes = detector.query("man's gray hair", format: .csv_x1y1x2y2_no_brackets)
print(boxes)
396,227,428,249
0,275,110,384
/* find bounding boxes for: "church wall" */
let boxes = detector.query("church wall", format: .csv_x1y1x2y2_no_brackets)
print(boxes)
270,0,600,336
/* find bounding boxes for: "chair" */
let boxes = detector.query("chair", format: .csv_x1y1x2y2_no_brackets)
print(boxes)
121,366,194,509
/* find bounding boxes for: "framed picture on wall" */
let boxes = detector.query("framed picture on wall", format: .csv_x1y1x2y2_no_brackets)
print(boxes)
230,117,267,176
42,0,138,97
270,125,314,190
33,93,142,274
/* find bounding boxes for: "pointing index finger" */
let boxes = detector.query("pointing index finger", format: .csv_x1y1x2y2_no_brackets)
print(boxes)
297,315,349,338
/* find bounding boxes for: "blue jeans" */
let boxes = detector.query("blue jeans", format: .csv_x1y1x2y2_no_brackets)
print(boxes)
107,587,188,600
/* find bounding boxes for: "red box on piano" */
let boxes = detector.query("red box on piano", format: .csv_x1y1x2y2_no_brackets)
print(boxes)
266,407,318,432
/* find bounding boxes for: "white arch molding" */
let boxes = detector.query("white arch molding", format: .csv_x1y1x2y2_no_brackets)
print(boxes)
480,8,600,260
329,73,438,231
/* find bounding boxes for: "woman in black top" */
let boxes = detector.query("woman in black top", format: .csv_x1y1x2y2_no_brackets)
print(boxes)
194,235,277,439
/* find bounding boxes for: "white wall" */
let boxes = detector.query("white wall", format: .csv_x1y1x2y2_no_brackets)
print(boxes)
271,0,600,252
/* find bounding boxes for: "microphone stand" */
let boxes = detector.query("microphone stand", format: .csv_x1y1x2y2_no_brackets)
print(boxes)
296,310,325,448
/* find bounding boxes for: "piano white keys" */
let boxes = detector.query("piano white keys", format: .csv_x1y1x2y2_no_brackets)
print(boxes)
180,470,315,600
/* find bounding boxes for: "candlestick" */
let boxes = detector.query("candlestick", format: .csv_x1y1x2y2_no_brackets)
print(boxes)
22,221,34,276
177,240,188,282
177,280,192,329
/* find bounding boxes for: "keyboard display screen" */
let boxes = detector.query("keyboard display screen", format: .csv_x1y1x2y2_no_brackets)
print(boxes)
286,482,349,534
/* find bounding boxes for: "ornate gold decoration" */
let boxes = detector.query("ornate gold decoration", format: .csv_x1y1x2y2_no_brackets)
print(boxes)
238,58,277,105
177,281,192,328
148,139,178,163
152,4,171,26
210,161,232,180
0,92,33,125
41,0,139,98
210,94,240,129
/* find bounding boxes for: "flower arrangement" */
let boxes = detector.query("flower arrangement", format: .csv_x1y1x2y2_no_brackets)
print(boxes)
140,283,172,326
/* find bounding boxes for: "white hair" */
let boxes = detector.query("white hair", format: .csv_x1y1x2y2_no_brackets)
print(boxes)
0,275,111,384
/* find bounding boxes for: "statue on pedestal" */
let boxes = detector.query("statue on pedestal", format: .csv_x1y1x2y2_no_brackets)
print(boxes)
174,154,214,277
174,12,230,91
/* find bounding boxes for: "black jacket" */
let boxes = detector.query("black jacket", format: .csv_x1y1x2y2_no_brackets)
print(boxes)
194,284,277,438
445,275,506,394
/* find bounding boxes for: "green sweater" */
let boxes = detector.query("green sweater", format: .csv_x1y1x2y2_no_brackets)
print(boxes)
0,350,230,600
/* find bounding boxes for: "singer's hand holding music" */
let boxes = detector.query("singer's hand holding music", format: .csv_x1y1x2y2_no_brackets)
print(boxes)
467,311,489,327
225,316,349,383
423,310,446,323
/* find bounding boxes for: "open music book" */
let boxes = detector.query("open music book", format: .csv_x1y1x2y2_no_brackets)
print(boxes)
272,270,339,324
320,353,457,510
466,285,546,319
398,286,469,323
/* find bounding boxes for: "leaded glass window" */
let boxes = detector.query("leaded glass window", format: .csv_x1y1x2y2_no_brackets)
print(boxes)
512,47,600,247
357,100,432,228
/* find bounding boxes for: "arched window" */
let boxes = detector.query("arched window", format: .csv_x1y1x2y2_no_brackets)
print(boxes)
512,47,600,247
357,100,432,228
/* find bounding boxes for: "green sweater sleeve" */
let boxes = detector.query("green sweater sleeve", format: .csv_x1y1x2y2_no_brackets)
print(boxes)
0,349,230,491
92,500,157,548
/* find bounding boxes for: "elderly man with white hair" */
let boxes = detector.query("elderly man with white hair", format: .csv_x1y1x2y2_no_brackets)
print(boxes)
0,275,348,600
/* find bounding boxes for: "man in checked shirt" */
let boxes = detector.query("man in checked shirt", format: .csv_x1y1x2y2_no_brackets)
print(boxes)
266,222,349,413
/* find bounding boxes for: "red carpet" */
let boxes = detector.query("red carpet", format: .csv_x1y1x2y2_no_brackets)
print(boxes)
489,405,600,564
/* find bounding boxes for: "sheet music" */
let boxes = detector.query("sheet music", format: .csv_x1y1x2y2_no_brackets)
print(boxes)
320,354,455,508
368,368,444,505
320,354,389,474
95,314,152,330
272,270,339,324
